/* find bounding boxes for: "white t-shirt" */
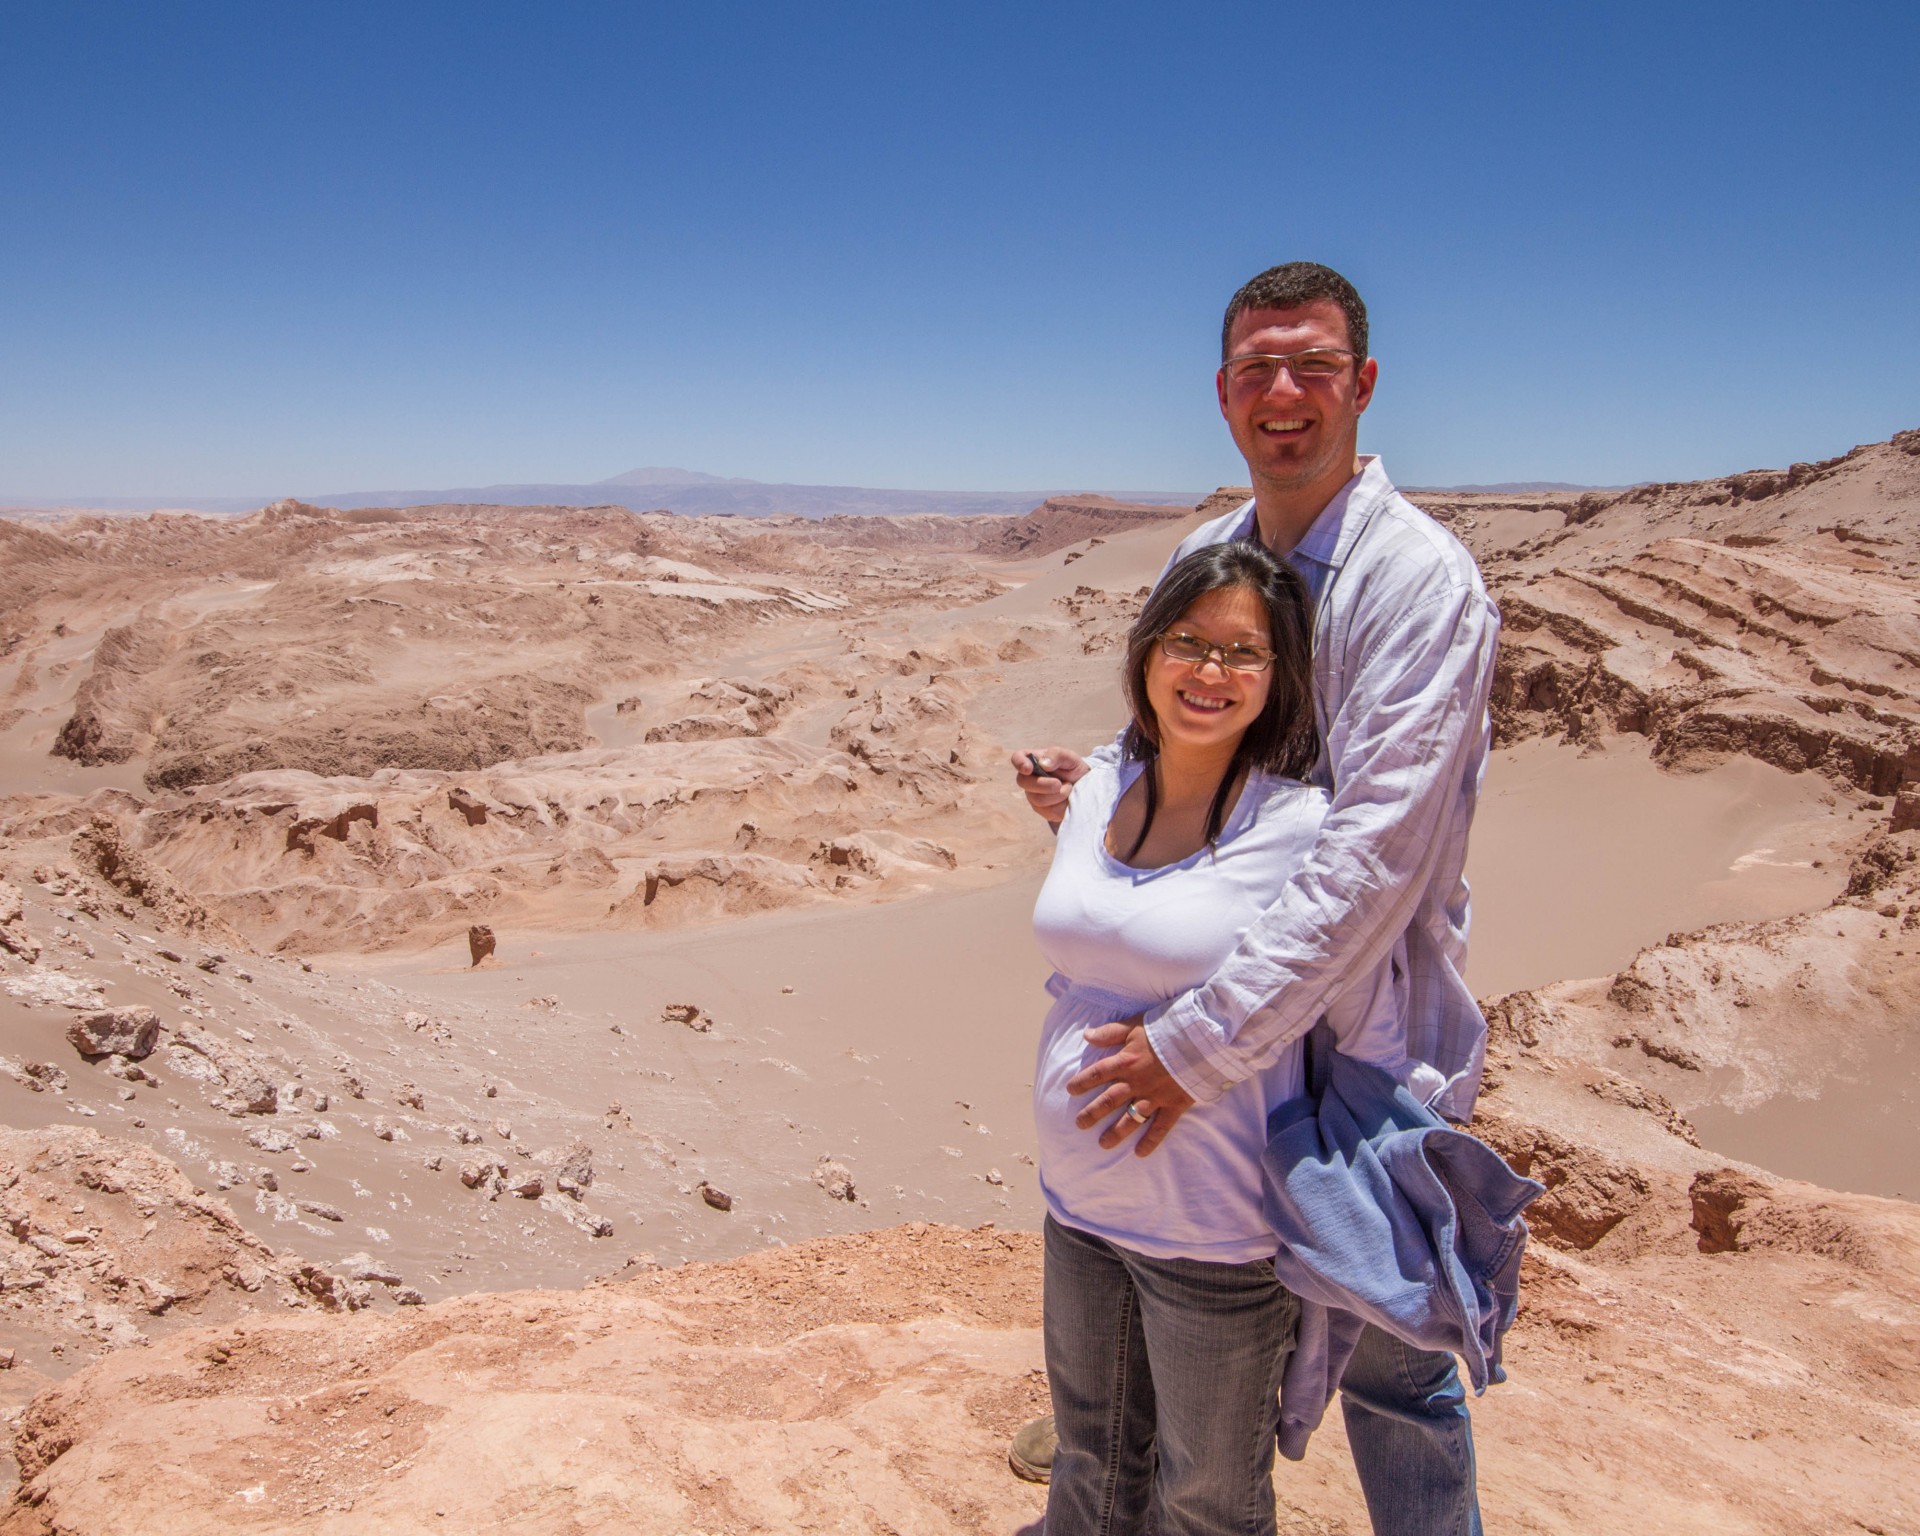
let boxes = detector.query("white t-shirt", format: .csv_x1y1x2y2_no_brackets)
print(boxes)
1030,757,1411,1263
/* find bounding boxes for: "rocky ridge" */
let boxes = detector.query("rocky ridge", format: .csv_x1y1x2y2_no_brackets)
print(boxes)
1431,434,1920,790
2,494,1190,957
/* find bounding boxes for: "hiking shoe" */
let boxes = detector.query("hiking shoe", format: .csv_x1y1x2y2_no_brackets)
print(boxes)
1009,1412,1056,1484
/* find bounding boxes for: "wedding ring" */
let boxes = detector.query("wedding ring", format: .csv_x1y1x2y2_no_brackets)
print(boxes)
1124,1100,1151,1125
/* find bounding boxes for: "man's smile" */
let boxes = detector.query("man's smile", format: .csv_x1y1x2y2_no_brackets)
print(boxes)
1259,418,1311,435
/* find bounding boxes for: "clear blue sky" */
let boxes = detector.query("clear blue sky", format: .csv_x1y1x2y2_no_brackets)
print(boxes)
4,1,1916,499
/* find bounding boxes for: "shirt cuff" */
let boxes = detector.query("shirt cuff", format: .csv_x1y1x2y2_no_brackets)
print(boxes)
1142,995,1240,1106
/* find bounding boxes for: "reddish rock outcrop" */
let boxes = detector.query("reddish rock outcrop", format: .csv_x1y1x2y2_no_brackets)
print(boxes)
972,494,1195,559
68,816,232,942
0,1127,320,1380
0,882,37,963
445,786,487,826
465,923,495,965
284,801,378,855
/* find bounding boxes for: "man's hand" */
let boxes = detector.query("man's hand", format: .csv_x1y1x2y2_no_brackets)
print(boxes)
1067,1018,1196,1156
1010,746,1089,824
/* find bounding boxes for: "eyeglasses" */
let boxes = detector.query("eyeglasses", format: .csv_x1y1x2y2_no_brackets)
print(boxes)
1158,631,1276,673
1220,348,1357,390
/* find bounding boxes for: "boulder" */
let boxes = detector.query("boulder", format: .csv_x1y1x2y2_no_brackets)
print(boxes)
339,1252,404,1285
812,1156,857,1202
822,837,880,874
67,1006,161,1061
546,1138,594,1198
167,1023,278,1113
460,1154,502,1190
22,1061,68,1092
1475,1115,1650,1251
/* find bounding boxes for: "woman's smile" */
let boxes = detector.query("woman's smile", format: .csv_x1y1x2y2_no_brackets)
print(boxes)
1175,686,1234,714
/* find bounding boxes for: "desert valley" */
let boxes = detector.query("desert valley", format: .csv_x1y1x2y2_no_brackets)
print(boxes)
2,437,1918,1534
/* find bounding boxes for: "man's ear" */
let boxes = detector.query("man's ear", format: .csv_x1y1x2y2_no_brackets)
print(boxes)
1353,356,1379,416
1215,367,1231,420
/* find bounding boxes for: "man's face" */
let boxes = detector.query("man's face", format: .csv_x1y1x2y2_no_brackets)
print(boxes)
1216,299,1378,499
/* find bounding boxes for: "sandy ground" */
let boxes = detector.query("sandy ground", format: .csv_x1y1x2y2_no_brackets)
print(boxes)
342,734,1867,1234
357,873,1058,1239
1688,1027,1918,1201
1464,738,1849,996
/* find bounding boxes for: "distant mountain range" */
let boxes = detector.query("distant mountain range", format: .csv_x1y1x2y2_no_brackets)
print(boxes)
0,466,1631,522
1404,481,1624,495
590,466,762,489
0,467,1200,521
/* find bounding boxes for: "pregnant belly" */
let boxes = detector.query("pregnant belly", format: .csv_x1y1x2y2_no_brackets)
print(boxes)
1032,982,1285,1262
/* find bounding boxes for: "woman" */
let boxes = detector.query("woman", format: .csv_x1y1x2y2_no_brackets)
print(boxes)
1029,539,1415,1536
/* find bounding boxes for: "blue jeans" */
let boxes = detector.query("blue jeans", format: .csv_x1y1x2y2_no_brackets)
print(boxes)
1339,1323,1482,1536
1042,1215,1300,1536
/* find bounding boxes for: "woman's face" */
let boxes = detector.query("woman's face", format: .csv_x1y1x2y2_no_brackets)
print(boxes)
1143,584,1274,755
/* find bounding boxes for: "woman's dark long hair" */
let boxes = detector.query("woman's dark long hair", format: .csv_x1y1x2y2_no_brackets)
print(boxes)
1118,540,1319,860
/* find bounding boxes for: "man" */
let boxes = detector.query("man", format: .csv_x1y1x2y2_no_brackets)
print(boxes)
1010,261,1501,1535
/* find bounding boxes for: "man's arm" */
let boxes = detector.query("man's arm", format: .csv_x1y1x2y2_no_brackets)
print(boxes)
1076,577,1499,1119
1152,581,1497,1099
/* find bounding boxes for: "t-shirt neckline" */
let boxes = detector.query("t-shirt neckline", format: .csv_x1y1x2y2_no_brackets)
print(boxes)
1096,757,1265,875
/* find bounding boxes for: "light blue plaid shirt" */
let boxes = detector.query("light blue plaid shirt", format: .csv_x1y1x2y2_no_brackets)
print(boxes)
1128,457,1501,1123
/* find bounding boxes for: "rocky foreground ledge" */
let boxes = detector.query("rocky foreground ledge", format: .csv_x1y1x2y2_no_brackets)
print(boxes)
7,1190,1920,1536
5,1221,1051,1535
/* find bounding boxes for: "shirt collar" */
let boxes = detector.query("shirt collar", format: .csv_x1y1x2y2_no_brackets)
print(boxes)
1228,457,1394,568
1231,455,1391,569
1288,455,1391,570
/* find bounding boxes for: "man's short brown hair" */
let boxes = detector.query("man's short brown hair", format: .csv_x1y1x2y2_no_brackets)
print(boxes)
1221,262,1368,363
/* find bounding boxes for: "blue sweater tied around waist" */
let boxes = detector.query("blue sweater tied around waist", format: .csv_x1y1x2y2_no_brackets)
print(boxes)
1262,1027,1543,1460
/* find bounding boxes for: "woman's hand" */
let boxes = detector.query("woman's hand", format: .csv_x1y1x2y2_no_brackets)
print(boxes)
1068,1018,1196,1156
1010,747,1088,825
